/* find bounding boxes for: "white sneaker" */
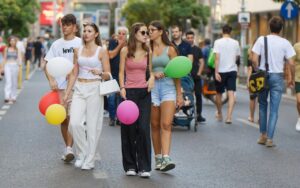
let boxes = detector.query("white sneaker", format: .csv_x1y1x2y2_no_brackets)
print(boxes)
74,159,84,168
139,171,151,178
81,164,95,170
126,169,137,176
296,118,300,131
63,147,74,163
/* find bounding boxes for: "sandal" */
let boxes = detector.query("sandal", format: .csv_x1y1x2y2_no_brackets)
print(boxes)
215,111,223,121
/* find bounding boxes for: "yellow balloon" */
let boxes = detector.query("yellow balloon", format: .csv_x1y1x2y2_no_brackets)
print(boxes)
45,104,66,125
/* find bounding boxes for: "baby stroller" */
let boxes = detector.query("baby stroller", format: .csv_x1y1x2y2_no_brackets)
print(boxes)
173,75,198,132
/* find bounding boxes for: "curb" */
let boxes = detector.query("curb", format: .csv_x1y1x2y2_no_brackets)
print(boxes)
237,84,296,101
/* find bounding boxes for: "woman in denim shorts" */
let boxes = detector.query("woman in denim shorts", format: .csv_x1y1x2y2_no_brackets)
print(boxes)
148,21,183,172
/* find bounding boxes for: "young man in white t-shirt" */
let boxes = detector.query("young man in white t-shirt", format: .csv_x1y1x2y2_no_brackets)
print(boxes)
252,16,295,147
44,14,82,162
213,24,240,124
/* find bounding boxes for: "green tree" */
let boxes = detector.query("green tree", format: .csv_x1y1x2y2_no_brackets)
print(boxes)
122,0,210,30
122,0,161,27
0,0,40,38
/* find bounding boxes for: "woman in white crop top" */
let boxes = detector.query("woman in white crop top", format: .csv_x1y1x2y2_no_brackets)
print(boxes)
65,23,111,170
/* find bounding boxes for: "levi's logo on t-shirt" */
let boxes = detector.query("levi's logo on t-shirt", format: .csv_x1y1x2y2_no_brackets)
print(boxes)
62,47,74,54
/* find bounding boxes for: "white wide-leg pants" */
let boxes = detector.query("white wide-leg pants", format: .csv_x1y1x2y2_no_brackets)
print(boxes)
4,63,19,100
69,81,104,168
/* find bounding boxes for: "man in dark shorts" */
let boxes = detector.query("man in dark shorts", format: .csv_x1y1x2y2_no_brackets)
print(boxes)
213,25,240,123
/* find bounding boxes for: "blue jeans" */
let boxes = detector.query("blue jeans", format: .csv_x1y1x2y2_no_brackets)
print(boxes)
258,73,284,139
107,93,121,119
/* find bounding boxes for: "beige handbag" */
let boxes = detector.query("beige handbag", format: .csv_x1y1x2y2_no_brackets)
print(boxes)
99,73,120,96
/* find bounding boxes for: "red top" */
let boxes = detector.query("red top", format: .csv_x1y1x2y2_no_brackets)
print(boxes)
125,56,148,88
0,45,6,52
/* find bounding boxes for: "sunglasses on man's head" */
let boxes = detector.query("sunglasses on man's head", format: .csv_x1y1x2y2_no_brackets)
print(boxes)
140,30,149,36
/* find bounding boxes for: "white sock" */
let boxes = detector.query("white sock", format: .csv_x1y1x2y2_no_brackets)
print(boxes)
163,155,169,158
155,154,162,158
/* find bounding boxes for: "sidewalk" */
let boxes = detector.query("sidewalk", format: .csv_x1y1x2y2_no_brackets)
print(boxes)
237,84,296,101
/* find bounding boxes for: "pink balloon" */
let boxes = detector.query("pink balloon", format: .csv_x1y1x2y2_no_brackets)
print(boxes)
117,100,139,125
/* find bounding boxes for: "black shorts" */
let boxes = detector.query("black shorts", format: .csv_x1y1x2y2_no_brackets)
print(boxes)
295,82,300,93
215,71,237,93
249,93,258,100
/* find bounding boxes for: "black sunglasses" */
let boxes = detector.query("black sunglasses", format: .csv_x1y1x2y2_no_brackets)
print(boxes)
83,22,96,27
140,30,149,36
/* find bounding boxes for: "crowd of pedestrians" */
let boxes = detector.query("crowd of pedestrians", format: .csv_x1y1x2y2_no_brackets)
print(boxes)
1,13,300,179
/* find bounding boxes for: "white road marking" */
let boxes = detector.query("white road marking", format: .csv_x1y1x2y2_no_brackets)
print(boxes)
0,111,7,115
236,118,259,129
0,69,36,120
2,105,10,110
28,68,36,80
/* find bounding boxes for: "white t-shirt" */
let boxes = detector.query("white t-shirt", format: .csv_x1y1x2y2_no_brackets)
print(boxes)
252,35,295,73
45,37,82,89
17,41,25,54
213,37,240,73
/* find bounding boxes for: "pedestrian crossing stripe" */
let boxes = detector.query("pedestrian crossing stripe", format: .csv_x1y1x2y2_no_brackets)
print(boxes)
2,105,10,110
0,111,6,115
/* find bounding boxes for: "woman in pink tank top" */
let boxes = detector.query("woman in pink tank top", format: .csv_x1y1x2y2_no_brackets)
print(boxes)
119,22,154,178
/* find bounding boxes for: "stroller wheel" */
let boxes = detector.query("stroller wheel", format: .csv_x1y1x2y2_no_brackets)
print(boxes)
194,121,198,132
187,124,191,130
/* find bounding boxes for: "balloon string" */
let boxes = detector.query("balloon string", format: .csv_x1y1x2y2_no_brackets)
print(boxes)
58,79,67,88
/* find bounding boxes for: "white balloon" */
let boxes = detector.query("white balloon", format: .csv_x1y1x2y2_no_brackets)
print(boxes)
46,57,73,78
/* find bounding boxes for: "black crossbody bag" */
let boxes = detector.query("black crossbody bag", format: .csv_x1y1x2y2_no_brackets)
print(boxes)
249,37,269,94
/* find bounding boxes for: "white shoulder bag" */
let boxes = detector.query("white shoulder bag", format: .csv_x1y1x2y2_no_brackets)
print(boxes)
99,73,120,96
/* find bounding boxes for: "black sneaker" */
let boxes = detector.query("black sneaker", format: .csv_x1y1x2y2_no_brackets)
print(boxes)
197,116,206,122
109,118,115,126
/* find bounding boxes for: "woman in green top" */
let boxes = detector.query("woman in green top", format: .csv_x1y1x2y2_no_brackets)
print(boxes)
148,20,183,172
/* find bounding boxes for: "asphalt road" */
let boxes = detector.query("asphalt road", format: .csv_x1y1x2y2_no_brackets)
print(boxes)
0,70,300,188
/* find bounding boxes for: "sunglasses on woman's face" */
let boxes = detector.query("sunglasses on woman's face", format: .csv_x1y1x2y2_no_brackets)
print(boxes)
139,30,149,36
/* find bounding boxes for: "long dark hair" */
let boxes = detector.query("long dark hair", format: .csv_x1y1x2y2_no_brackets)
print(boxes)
83,23,102,46
127,22,149,58
149,20,178,54
7,36,18,53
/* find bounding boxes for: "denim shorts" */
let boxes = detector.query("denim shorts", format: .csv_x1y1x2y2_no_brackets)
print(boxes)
151,77,176,106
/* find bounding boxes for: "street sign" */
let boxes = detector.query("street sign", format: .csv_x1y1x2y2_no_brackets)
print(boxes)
238,12,250,23
280,1,299,20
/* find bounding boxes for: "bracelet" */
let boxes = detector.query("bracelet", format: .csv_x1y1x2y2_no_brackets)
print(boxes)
120,87,125,89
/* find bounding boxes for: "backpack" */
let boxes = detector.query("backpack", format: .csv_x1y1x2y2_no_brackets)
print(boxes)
207,48,215,69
